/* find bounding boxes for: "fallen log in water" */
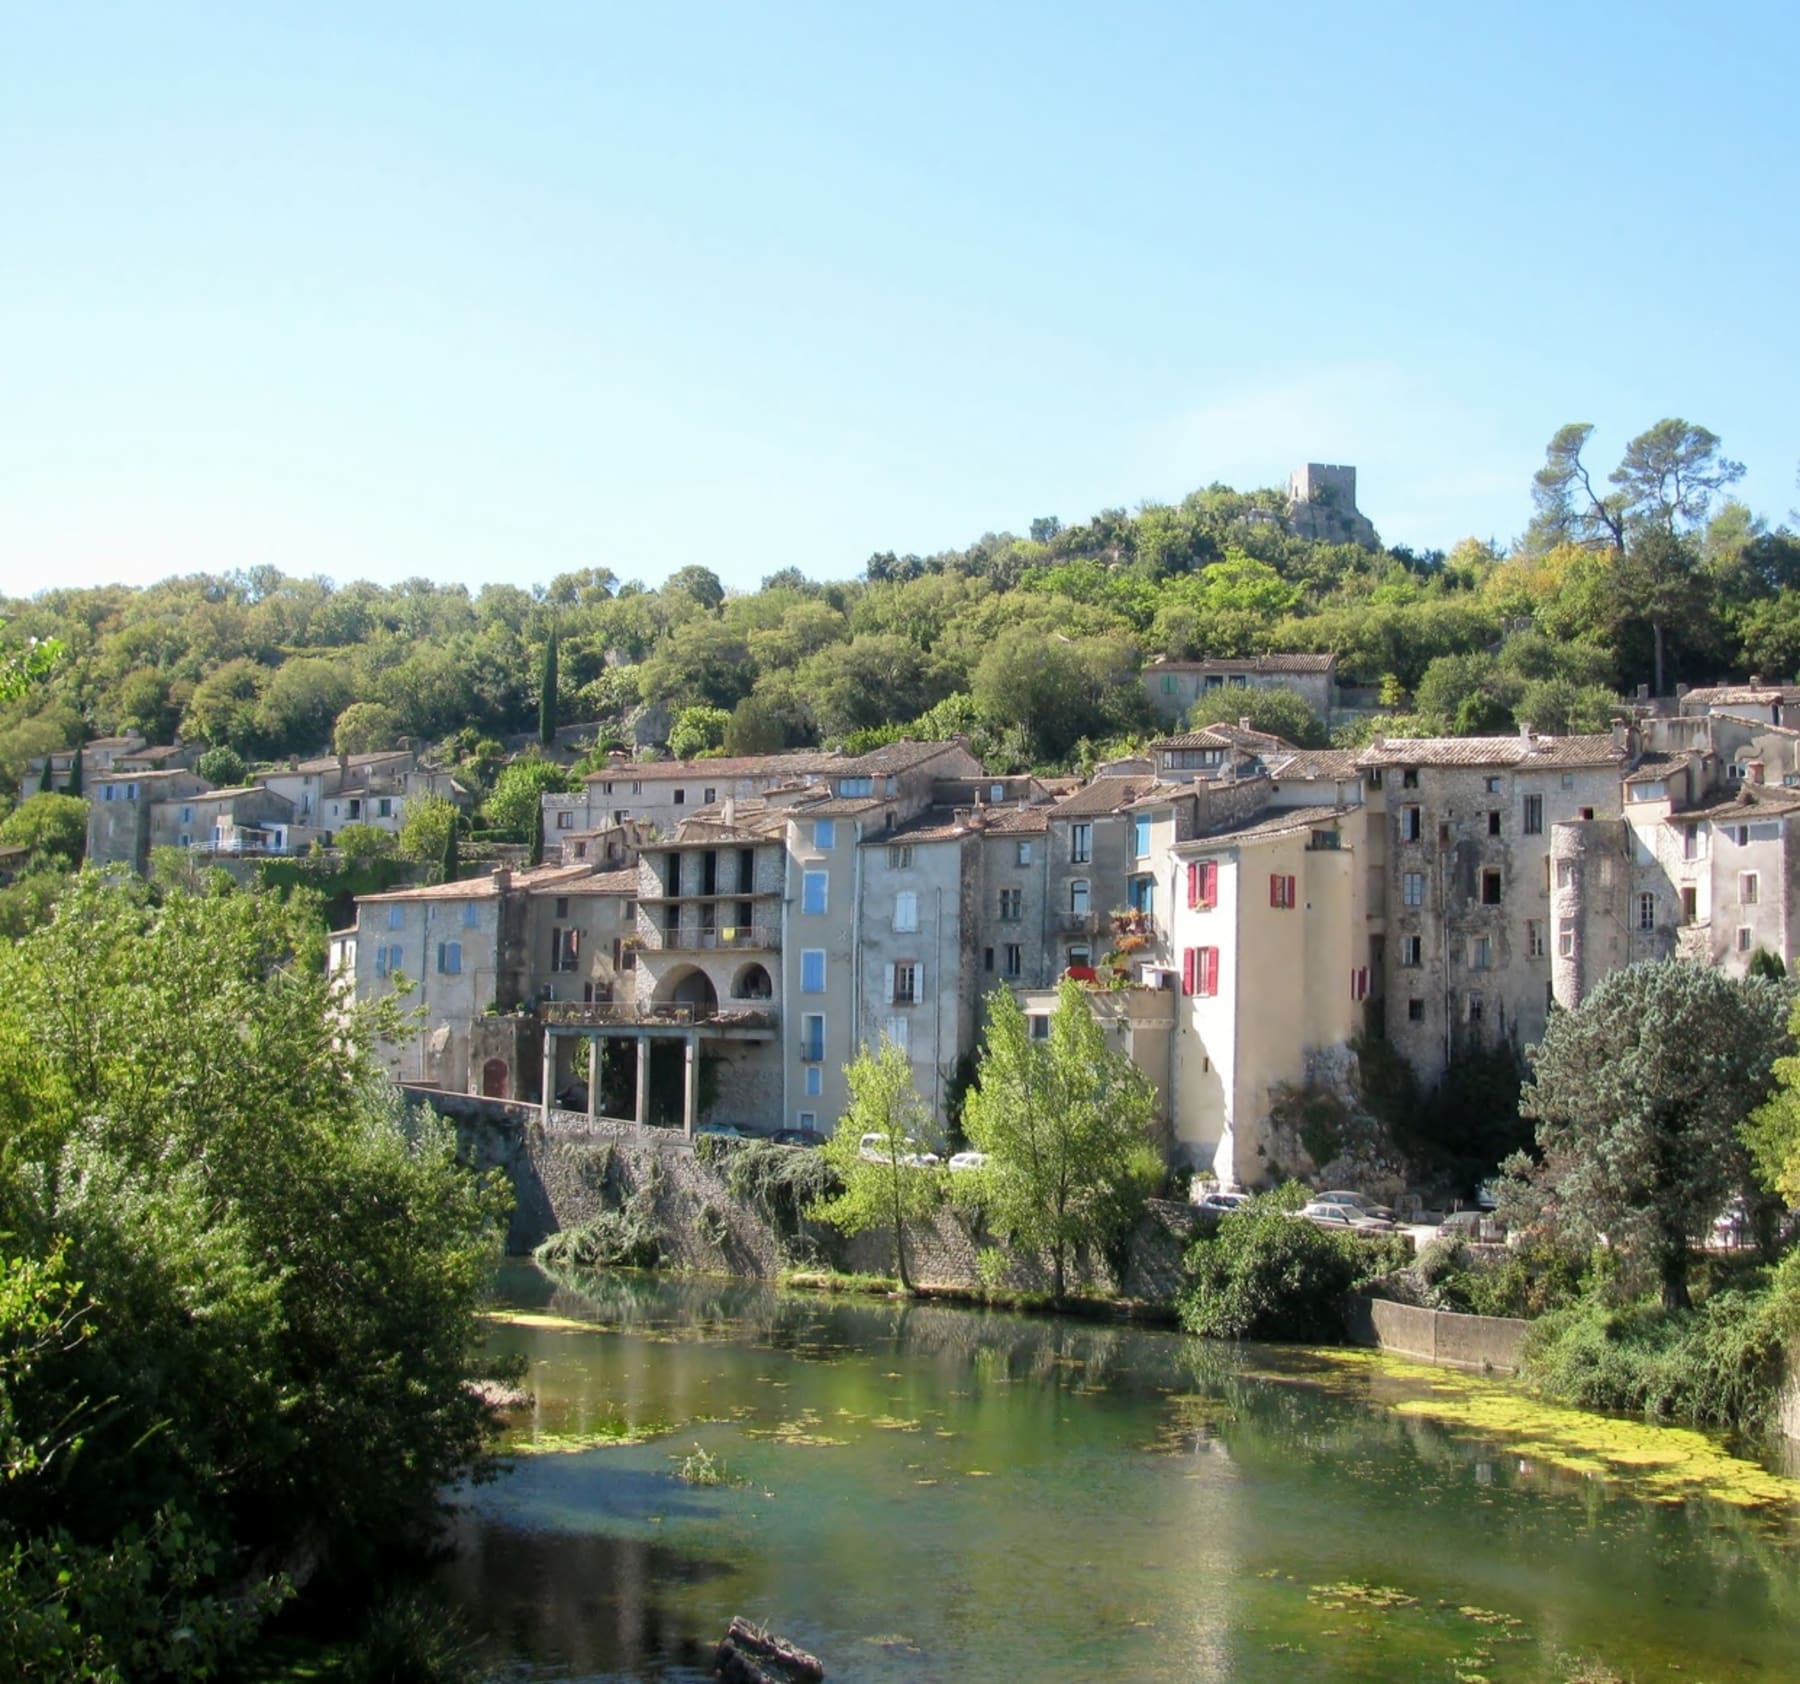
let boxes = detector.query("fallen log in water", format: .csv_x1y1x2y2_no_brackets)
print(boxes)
713,1615,825,1683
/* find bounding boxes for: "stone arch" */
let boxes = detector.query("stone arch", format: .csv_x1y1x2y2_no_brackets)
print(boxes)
732,961,773,1000
652,964,718,1010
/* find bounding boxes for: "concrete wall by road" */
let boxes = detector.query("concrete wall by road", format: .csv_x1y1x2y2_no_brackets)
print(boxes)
1345,1294,1528,1374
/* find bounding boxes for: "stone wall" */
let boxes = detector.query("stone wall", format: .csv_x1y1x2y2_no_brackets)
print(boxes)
1344,1293,1528,1374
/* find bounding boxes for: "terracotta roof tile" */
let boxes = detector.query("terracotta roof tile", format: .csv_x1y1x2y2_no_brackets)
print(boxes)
1048,776,1159,818
1148,653,1337,674
1179,804,1354,848
1356,733,1623,770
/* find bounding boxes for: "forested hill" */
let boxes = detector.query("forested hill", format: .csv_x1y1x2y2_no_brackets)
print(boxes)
5,422,1798,796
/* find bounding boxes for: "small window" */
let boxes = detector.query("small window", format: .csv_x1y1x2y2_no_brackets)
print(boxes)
1070,879,1091,915
1269,873,1297,910
1015,841,1033,867
673,789,686,806
1527,920,1544,958
1556,859,1575,889
802,871,828,915
1467,993,1484,1024
1487,810,1502,837
888,844,913,870
1407,998,1424,1022
1402,871,1424,907
1741,872,1760,905
703,787,716,804
804,1067,822,1097
813,819,836,850
893,890,918,932
1067,944,1091,969
1004,943,1023,977
1184,946,1221,997
1029,1014,1052,1039
436,941,461,975
1400,935,1421,967
999,889,1022,921
1469,935,1492,970
800,1014,825,1061
1523,794,1543,835
1070,823,1092,864
983,946,995,972
556,810,574,829
801,949,826,993
1481,869,1502,906
1132,814,1151,858
891,961,920,1005
1401,768,1419,789
1485,776,1502,794
1559,919,1575,957
551,927,579,971
462,902,479,928
990,783,1006,802
798,1110,817,1129
1400,806,1422,842
1738,926,1753,953
555,897,569,918
1637,893,1656,931
1367,768,1384,789
1681,885,1697,924
1561,773,1575,789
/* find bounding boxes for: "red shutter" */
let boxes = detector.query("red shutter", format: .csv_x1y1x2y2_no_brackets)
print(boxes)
1186,863,1198,909
1182,947,1196,995
1200,861,1216,907
1202,947,1219,996
1269,873,1279,907
1287,874,1297,908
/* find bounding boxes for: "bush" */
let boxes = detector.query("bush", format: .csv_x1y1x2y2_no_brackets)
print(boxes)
1177,1187,1406,1343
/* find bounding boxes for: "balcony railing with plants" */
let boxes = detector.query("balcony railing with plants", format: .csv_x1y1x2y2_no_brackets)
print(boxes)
540,1001,778,1031
641,924,780,952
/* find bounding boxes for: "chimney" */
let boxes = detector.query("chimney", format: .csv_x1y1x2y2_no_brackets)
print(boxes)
1371,734,1385,751
1239,716,1252,733
492,866,511,891
1750,674,1764,687
722,797,736,826
1611,717,1636,757
1519,722,1535,748
1676,683,1689,700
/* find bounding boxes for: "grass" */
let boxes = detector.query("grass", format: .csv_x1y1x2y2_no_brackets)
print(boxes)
777,1266,1176,1323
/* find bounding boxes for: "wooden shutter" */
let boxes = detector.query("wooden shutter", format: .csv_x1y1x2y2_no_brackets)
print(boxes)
1181,947,1196,995
1186,862,1198,909
1269,873,1279,907
1286,874,1297,909
1201,947,1219,996
1200,861,1216,907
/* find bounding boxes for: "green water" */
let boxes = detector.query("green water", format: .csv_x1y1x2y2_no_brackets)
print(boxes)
442,1264,1800,1682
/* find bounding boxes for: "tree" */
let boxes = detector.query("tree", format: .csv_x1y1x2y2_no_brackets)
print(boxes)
1183,683,1327,748
333,821,396,861
0,618,65,701
810,1038,940,1292
1507,961,1790,1310
196,744,247,787
723,695,791,756
538,623,559,747
668,705,731,760
181,659,267,753
0,794,88,871
440,810,460,885
960,982,1160,1302
483,757,574,841
332,701,404,757
251,656,353,758
664,565,725,612
398,793,458,866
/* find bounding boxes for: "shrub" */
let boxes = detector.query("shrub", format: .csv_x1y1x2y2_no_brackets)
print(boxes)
1177,1187,1403,1343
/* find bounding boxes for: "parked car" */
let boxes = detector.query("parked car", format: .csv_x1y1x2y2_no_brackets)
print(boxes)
1476,1178,1501,1211
696,1121,753,1141
1196,1191,1251,1216
771,1127,828,1149
1296,1201,1396,1233
1313,1190,1398,1222
947,1150,989,1172
858,1132,939,1167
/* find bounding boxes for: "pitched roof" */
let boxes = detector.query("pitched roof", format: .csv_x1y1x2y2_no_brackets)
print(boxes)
1151,723,1292,753
1680,684,1800,706
1147,653,1337,674
880,807,984,845
583,749,837,784
1356,733,1623,770
1048,775,1159,818
1266,747,1363,780
1666,784,1800,822
1179,804,1353,849
530,866,639,895
291,749,413,774
836,738,971,775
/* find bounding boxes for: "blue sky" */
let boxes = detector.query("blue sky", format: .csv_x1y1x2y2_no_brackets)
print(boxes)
3,2,1795,596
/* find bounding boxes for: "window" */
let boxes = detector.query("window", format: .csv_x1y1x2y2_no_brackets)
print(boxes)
890,961,920,1005
673,789,686,806
1127,876,1155,916
1186,860,1218,909
836,776,872,797
1070,823,1092,864
1401,768,1419,789
888,844,913,870
800,1014,825,1061
1629,781,1667,802
703,787,716,805
1738,926,1754,953
555,897,569,918
801,949,826,993
377,798,392,819
1408,998,1424,1022
1132,814,1151,858
1070,879,1091,915
805,1066,822,1097
1523,794,1543,835
999,889,1022,921
990,783,1006,802
388,905,404,929
1350,967,1369,1001
1161,673,1176,693
1400,935,1422,967
1029,1014,1052,1039
798,1110,818,1130
556,810,574,829
1556,859,1575,889
436,941,462,975
1182,946,1220,997
612,936,636,971
1269,873,1297,909
1527,920,1545,958
1469,934,1492,970
1559,919,1575,957
885,1016,910,1052
1683,826,1704,861
179,804,193,823
551,927,579,971
462,902,479,928
813,819,835,850
1402,871,1424,907
802,871,828,915
1067,944,1091,969
1016,841,1033,866
1481,868,1502,905
1681,885,1697,924
1741,872,1760,905
1467,993,1485,1024
1004,943,1023,977
1367,768,1384,789
984,946,995,972
374,942,404,979
1487,810,1502,837
893,890,918,932
1400,806,1422,842
1485,776,1502,794
1637,893,1656,931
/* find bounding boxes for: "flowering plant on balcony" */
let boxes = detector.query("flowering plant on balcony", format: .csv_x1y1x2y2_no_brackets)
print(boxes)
1109,907,1151,940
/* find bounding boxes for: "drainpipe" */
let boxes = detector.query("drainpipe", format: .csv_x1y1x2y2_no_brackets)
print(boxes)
779,833,792,1130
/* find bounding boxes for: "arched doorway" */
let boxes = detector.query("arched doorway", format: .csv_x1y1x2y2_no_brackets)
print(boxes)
732,962,773,1000
481,1058,509,1098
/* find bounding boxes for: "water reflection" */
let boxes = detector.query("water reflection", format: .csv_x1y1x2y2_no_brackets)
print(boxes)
448,1264,1800,1682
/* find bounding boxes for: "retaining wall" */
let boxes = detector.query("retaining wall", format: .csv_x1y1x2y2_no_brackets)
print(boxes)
1345,1294,1529,1374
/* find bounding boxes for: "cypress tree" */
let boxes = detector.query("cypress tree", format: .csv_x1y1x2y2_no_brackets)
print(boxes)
439,811,460,885
38,754,53,794
528,799,544,867
538,625,559,748
67,737,83,798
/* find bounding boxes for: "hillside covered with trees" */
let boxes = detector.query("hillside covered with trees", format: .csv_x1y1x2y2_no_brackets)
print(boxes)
5,420,1796,809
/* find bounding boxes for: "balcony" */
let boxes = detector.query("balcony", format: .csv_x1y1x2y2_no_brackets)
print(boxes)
643,923,780,952
1057,910,1100,937
540,1001,777,1033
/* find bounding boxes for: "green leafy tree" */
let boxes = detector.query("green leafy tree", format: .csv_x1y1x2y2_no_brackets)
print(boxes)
333,700,404,757
1745,993,1800,1204
810,1038,940,1292
251,656,353,757
723,695,791,756
1506,961,1790,1310
961,982,1160,1302
195,743,247,787
664,564,725,612
0,619,65,701
333,821,396,861
668,705,731,760
538,623,559,747
180,658,267,753
0,794,88,871
1183,683,1326,748
64,736,82,799
398,793,458,866
484,757,574,841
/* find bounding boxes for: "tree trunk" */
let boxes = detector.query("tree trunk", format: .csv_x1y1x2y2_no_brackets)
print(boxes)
892,1172,911,1293
1658,1239,1691,1313
1652,620,1666,700
1051,1245,1065,1305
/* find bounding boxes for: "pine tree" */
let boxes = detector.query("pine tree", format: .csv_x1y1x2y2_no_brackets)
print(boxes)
38,755,53,794
538,625,559,748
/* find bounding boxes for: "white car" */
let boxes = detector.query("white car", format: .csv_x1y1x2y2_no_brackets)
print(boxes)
1196,1191,1251,1216
858,1132,940,1168
947,1150,989,1172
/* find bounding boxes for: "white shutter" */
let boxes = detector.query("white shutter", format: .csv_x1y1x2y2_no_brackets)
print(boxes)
884,963,896,1003
915,961,925,1001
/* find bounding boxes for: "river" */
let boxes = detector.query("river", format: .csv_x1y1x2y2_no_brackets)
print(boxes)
441,1263,1800,1681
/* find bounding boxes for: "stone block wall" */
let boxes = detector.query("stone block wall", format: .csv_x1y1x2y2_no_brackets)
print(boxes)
1344,1293,1528,1374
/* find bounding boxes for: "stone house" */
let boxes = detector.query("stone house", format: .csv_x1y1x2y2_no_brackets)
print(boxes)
1141,653,1338,727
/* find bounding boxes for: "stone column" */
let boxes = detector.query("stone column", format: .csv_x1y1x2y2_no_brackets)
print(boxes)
682,1035,698,1138
586,1037,599,1123
634,1033,651,1128
540,1030,555,1124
